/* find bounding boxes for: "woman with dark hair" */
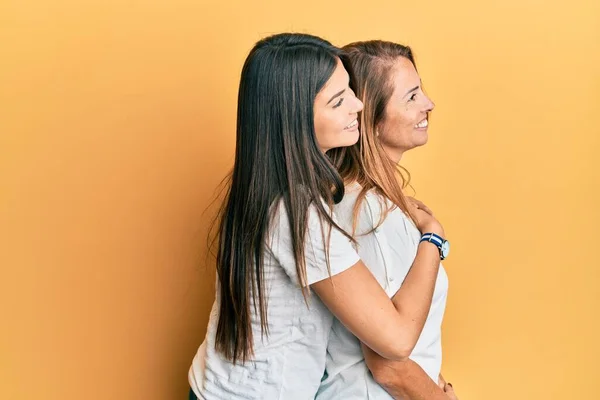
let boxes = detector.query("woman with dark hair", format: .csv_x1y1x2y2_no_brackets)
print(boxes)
188,33,444,400
320,40,458,399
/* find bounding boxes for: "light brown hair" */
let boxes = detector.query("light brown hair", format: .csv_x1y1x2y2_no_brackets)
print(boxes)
329,40,418,233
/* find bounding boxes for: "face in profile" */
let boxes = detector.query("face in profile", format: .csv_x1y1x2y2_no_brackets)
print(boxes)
378,57,435,160
313,58,364,152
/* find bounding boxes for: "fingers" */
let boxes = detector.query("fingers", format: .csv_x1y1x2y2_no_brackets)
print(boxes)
407,196,433,216
438,373,447,389
411,207,435,235
444,383,458,400
406,198,419,211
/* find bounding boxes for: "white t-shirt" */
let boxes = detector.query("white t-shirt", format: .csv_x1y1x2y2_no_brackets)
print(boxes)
189,199,360,399
316,183,449,399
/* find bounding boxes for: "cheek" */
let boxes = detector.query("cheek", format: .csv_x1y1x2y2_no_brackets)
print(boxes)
382,111,410,136
386,103,411,127
314,112,327,136
395,110,421,136
322,114,344,136
314,114,335,145
327,112,346,129
385,124,410,144
399,107,419,127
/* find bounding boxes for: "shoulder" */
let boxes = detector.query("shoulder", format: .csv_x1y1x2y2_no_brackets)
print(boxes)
268,196,331,231
335,182,389,230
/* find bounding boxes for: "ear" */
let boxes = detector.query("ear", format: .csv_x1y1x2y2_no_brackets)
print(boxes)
374,120,383,137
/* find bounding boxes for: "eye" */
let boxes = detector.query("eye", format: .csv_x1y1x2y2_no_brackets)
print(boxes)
408,93,417,102
333,98,344,108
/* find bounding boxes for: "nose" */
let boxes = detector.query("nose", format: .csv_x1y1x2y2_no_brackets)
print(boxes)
352,96,364,113
424,95,435,112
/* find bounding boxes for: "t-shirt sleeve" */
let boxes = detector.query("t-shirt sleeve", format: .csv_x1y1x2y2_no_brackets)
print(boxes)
268,200,360,286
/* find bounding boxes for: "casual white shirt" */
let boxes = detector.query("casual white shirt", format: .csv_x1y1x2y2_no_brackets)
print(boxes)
316,183,449,399
189,200,360,399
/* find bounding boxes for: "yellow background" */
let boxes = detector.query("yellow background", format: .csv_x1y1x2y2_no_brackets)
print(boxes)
1,0,599,399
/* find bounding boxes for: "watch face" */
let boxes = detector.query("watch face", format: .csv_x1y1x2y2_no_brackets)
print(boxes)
441,241,450,258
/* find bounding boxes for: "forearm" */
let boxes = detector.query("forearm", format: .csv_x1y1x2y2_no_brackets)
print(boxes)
390,242,440,349
373,357,447,400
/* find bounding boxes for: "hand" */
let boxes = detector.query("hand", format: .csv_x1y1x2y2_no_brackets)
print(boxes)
407,197,444,237
438,373,447,389
407,196,433,216
438,373,458,399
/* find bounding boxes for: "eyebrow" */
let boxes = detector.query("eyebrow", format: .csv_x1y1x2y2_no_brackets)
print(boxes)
326,88,346,105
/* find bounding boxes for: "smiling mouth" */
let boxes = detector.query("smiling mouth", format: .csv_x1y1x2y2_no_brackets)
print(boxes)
415,119,428,129
345,119,358,130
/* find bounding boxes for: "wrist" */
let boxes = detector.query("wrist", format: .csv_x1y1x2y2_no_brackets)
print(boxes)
423,224,444,237
419,232,450,260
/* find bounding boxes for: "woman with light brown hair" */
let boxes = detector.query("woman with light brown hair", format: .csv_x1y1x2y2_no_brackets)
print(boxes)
318,40,458,399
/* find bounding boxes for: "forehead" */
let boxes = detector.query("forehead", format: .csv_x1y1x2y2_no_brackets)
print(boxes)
315,58,348,102
389,57,420,93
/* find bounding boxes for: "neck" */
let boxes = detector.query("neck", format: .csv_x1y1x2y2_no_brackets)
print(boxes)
382,145,404,164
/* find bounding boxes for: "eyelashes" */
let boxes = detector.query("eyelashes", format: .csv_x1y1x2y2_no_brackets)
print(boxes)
333,98,344,108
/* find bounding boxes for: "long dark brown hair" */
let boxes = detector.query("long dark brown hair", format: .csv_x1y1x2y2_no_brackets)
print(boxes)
329,40,418,233
214,33,350,364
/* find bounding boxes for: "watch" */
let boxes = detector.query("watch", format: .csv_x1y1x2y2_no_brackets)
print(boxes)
420,232,450,260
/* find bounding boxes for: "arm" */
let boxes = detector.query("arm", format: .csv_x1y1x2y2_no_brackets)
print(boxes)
273,199,442,361
362,344,448,400
311,201,444,360
312,241,440,360
387,237,442,353
387,197,444,355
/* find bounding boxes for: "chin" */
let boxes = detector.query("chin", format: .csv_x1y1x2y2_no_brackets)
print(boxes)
413,131,429,147
339,130,360,148
326,130,360,152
